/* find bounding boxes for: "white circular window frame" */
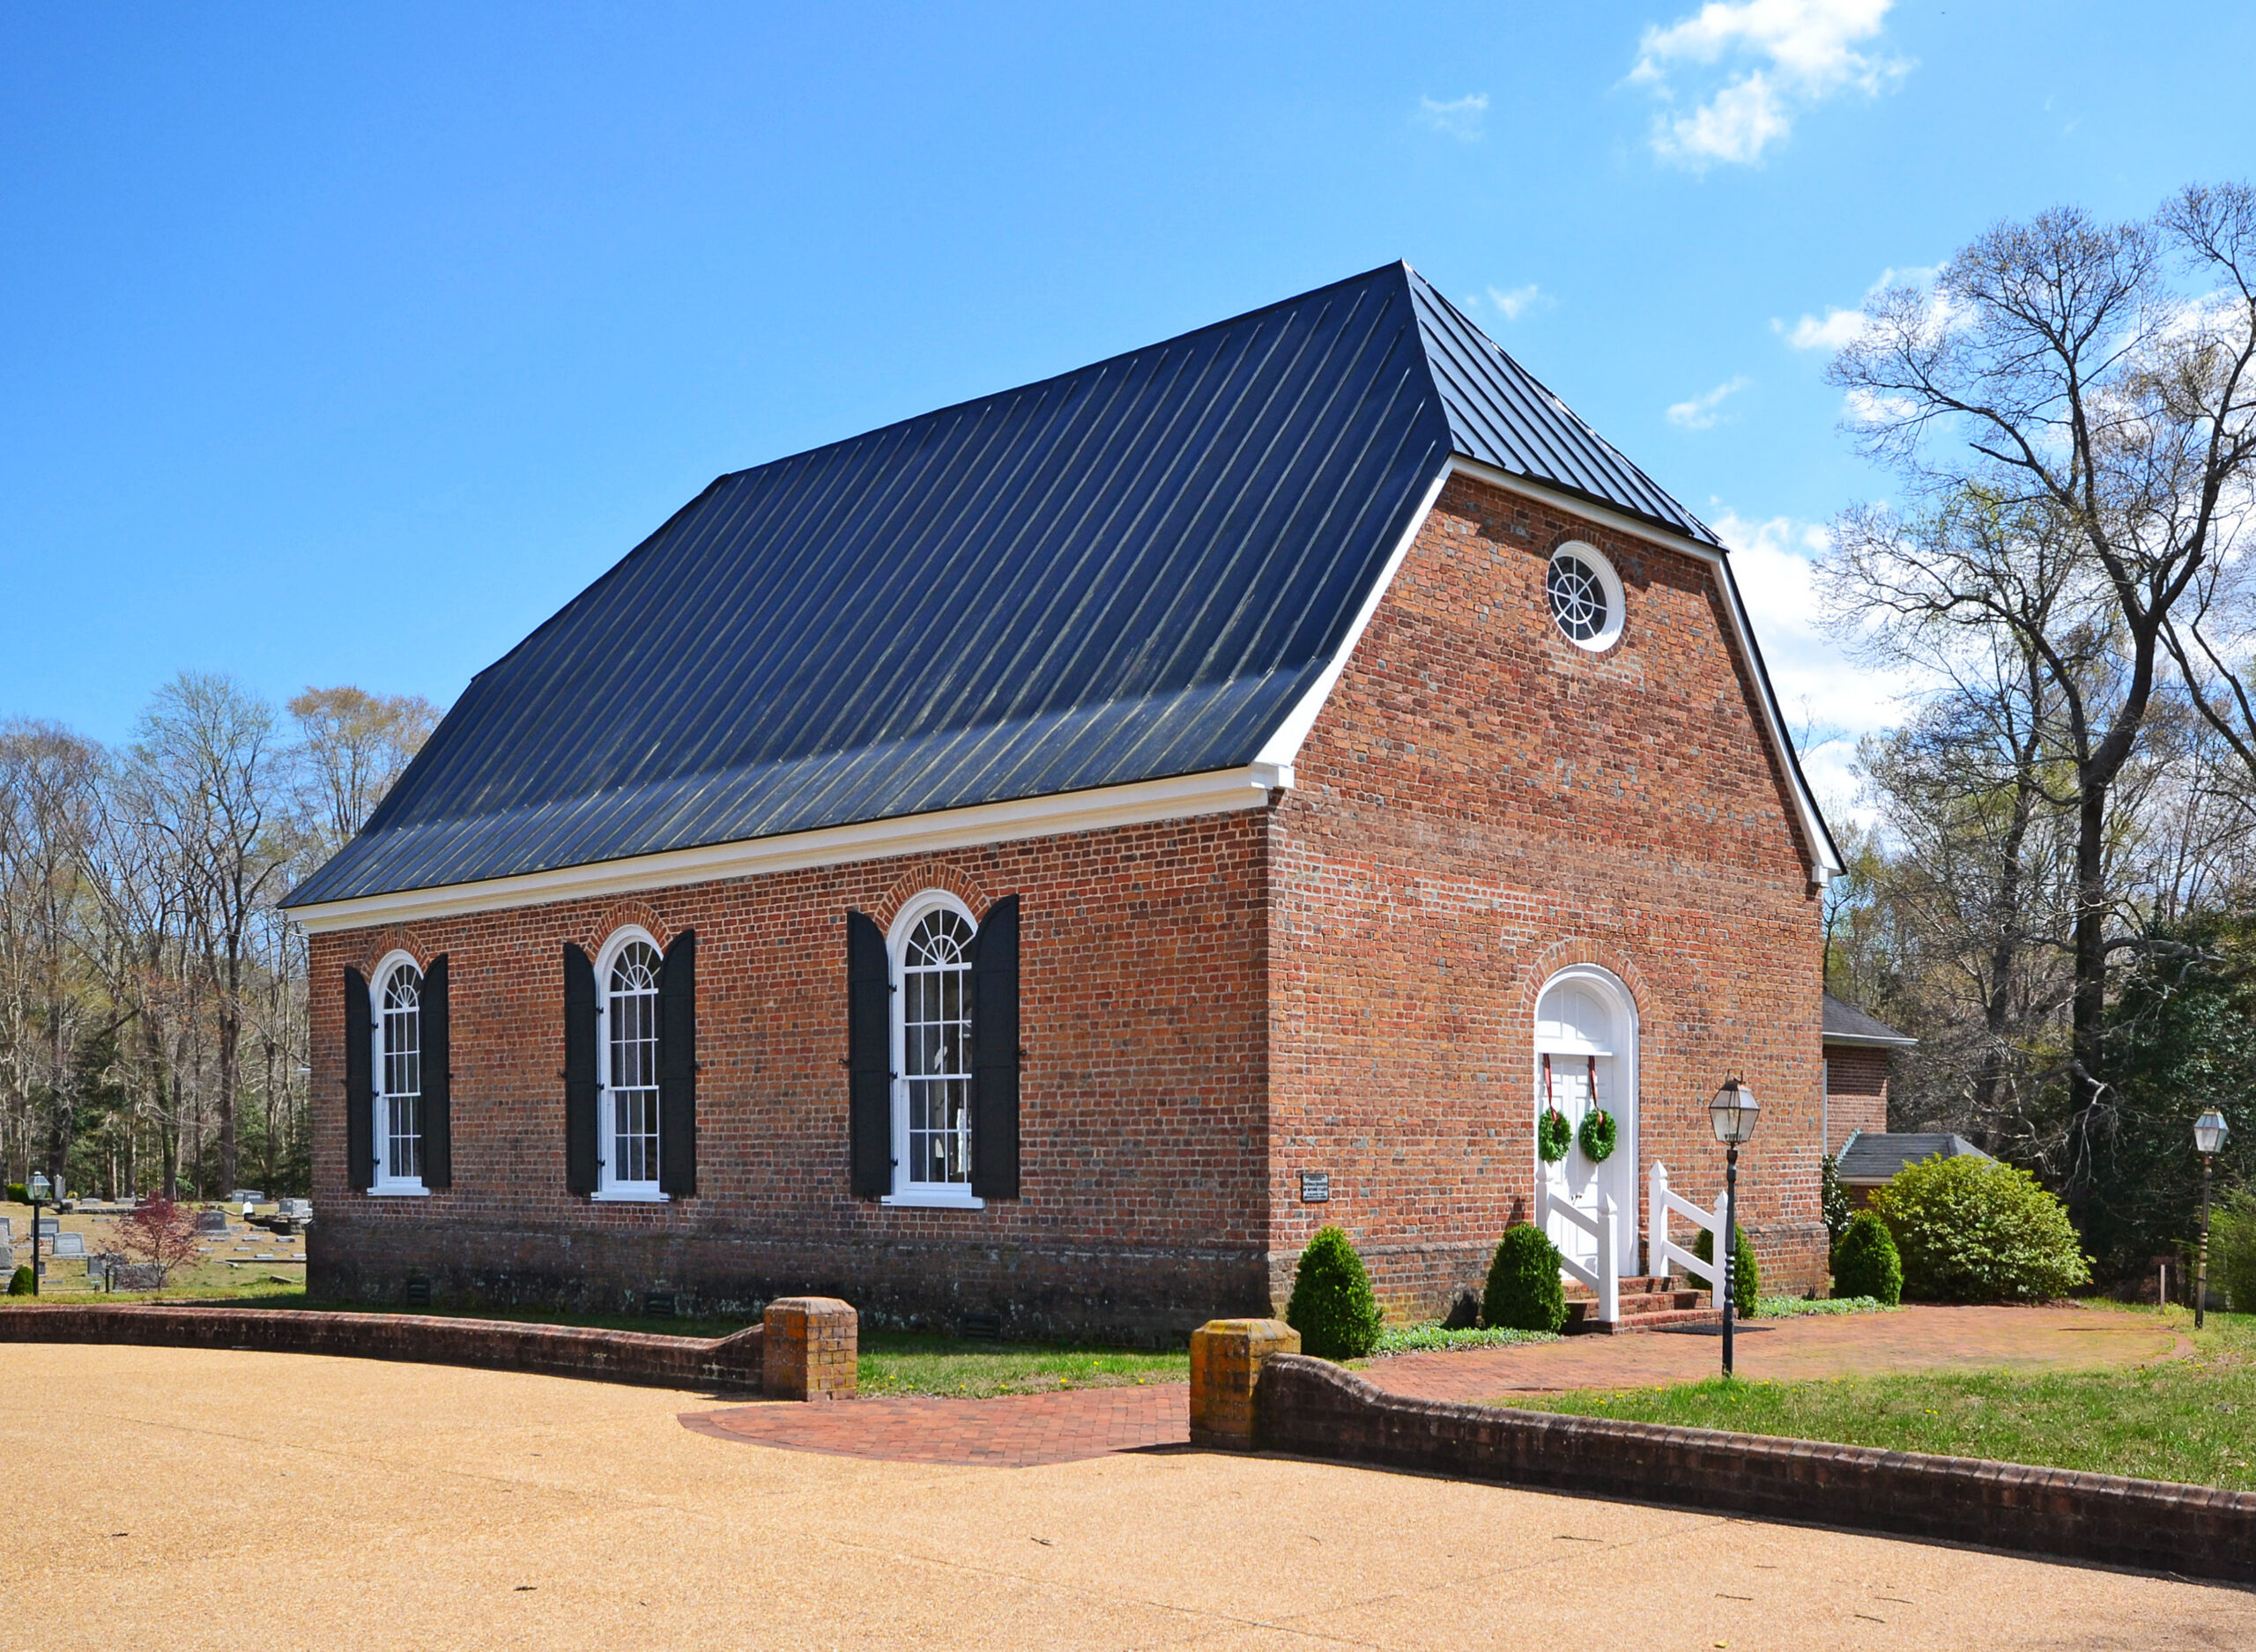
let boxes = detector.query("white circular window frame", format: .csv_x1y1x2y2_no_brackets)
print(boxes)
1547,541,1626,653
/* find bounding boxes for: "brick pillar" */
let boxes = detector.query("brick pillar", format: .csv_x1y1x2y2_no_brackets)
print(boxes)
1189,1318,1300,1448
762,1297,857,1401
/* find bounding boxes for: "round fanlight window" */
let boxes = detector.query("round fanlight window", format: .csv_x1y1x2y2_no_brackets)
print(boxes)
1546,544,1625,652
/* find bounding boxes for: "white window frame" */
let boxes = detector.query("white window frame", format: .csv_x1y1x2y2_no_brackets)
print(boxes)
591,924,669,1204
881,890,984,1211
1547,541,1626,653
369,949,428,1196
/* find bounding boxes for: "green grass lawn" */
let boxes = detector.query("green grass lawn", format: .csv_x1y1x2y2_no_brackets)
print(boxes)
1519,1305,2256,1491
857,1332,1186,1397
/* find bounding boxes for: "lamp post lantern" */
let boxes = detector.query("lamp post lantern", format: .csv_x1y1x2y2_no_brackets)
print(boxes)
2195,1110,2229,1330
1708,1079,1760,1376
26,1171,51,1297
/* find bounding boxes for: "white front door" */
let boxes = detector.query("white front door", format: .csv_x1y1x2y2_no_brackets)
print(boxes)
1536,973,1638,1278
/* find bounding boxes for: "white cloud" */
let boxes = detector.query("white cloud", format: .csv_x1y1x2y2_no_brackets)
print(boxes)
1666,374,1751,430
1711,506,1918,815
1486,283,1544,320
1774,264,1941,354
1784,307,1866,352
1416,93,1488,141
1631,0,1911,170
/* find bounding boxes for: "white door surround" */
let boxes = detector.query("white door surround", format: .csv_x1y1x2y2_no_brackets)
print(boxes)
1534,965,1639,1278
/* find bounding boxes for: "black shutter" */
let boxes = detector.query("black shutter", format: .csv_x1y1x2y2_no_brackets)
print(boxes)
564,943,598,1195
420,955,452,1189
658,929,697,1196
344,967,375,1192
969,894,1021,1199
847,911,892,1196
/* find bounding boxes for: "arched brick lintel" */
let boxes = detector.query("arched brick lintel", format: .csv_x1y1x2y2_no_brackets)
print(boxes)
871,862,996,931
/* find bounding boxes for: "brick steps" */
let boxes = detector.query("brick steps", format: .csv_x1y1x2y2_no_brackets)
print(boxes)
1562,1275,1723,1336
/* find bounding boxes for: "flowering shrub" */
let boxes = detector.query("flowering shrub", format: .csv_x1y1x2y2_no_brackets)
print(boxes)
1869,1154,2090,1303
111,1197,201,1285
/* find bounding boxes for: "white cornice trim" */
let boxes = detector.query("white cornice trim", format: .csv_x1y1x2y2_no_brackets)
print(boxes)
286,762,1291,933
1256,463,1451,771
1447,456,1844,882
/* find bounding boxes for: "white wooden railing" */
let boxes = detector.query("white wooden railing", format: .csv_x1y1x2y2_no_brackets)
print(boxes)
1543,1189,1619,1326
1647,1162,1722,1298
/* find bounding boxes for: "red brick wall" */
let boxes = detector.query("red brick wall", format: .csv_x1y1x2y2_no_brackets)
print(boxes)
1823,1045,1891,1152
1264,474,1828,1313
307,811,1275,1342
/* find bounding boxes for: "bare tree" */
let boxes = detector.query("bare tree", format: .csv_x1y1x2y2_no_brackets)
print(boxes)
134,674,291,1194
287,685,437,856
1831,188,2256,1214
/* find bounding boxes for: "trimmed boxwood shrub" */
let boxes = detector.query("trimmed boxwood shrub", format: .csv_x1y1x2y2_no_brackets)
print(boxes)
1692,1221,1760,1309
1869,1153,2090,1303
1284,1226,1383,1359
1830,1211,1903,1306
6,1265,31,1296
1483,1224,1567,1333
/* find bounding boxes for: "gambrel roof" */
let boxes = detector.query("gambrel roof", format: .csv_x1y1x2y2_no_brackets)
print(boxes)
287,262,1832,921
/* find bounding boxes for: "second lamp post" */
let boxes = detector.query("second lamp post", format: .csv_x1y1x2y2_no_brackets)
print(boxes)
2195,1108,2229,1329
1709,1078,1760,1375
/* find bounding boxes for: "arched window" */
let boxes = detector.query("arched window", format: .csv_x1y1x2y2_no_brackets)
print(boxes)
373,952,425,1193
1547,542,1625,652
597,930,664,1197
891,894,977,1201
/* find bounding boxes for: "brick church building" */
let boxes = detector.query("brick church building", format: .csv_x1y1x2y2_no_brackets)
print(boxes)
285,262,1843,1338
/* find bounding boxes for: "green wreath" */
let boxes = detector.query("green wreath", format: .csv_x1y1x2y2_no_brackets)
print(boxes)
1577,1107,1617,1164
1538,1106,1572,1163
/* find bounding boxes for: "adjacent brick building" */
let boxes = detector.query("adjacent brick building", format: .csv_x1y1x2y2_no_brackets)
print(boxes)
1821,991,1916,1153
285,263,1844,1338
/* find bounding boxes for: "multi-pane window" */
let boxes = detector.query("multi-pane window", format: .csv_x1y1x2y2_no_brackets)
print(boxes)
379,964,424,1184
901,908,974,1187
1547,552,1608,643
605,941,663,1189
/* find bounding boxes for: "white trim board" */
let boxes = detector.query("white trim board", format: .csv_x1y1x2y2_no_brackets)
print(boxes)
286,761,1291,933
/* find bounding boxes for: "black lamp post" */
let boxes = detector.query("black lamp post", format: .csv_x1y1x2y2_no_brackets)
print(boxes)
2194,1109,2229,1329
26,1171,49,1297
1708,1079,1760,1376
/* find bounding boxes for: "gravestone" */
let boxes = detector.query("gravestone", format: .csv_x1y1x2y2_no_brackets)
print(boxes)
112,1263,163,1290
0,1218,11,1246
35,1217,58,1238
51,1232,85,1258
193,1211,227,1234
278,1199,312,1223
226,1189,264,1204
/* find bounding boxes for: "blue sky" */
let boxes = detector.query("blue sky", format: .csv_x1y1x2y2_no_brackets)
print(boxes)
6,2,2252,808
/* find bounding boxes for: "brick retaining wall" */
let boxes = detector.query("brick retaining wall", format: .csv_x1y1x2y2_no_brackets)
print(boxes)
1257,1354,2256,1583
0,1305,763,1392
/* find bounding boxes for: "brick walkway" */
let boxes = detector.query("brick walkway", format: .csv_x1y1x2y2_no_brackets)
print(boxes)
680,1305,2181,1468
1362,1303,2186,1404
682,1382,1191,1467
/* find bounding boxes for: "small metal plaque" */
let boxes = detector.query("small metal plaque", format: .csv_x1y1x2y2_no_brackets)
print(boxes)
1299,1171,1331,1204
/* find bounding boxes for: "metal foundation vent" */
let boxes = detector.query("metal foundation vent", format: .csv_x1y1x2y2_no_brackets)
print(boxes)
955,1311,1004,1341
404,1277,432,1308
643,1292,679,1319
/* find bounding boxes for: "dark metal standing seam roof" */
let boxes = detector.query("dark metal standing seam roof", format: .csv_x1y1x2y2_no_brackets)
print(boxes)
1823,993,1918,1047
286,262,1730,909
